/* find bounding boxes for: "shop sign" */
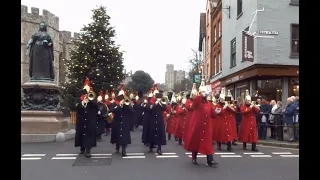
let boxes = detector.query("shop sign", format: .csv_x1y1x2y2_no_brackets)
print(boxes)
242,31,254,62
259,30,279,35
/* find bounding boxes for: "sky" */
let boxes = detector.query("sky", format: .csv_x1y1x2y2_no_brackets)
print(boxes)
22,0,207,83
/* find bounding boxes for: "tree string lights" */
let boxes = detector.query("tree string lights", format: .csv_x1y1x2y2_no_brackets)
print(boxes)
61,6,125,110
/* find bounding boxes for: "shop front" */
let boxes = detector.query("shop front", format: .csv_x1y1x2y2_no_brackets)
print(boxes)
220,65,299,103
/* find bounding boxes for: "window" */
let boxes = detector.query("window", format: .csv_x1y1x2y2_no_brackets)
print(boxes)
291,24,299,57
219,53,222,72
213,26,216,43
290,0,299,6
230,38,236,67
237,0,243,17
207,36,210,54
218,20,221,37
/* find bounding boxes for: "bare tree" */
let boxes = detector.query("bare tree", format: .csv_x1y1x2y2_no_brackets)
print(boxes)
188,49,202,81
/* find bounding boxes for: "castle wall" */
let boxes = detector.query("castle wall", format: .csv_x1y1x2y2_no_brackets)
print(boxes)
21,5,78,85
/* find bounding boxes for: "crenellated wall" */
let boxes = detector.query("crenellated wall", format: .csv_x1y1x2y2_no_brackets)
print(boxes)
21,5,78,85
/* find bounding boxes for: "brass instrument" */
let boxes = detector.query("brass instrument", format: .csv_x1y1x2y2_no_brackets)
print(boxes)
82,89,96,108
161,97,167,104
124,98,130,106
104,104,114,123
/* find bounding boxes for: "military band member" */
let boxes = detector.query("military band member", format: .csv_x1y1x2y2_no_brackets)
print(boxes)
104,90,111,136
74,78,99,158
96,91,108,142
110,88,135,156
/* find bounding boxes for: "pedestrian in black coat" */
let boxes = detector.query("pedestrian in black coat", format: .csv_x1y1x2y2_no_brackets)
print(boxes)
74,91,99,158
146,98,167,155
110,97,135,156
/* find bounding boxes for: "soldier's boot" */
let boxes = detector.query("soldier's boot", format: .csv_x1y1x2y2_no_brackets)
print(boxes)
251,143,259,152
80,147,85,154
227,142,233,151
149,143,153,153
168,134,171,140
178,138,183,145
206,155,218,166
217,142,222,150
115,144,120,154
192,152,198,165
85,148,92,158
121,145,127,157
243,142,247,150
157,145,162,155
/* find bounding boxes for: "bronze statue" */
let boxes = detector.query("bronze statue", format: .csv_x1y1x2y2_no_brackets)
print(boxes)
26,21,54,81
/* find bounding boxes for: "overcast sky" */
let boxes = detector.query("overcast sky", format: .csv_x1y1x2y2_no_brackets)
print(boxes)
22,0,207,83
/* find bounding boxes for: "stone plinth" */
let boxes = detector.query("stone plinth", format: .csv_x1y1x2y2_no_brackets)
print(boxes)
21,81,74,142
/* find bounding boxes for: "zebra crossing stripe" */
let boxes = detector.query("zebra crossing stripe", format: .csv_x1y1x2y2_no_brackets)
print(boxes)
272,152,292,155
22,154,46,157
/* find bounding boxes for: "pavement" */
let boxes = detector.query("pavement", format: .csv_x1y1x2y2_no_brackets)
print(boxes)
22,127,299,180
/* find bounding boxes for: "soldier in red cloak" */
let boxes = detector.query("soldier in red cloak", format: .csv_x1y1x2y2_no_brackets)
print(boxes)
166,95,178,140
238,90,260,151
183,84,197,141
213,89,237,151
183,79,218,166
175,95,187,145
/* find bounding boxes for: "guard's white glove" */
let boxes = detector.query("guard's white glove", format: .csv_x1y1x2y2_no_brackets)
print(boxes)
182,107,186,110
110,99,115,103
172,110,176,114
155,101,159,104
144,99,147,103
98,111,101,115
166,114,170,118
249,105,253,108
215,108,221,114
150,105,153,109
108,113,112,116
223,103,228,109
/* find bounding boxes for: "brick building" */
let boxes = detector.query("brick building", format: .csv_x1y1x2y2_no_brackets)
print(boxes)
220,0,299,102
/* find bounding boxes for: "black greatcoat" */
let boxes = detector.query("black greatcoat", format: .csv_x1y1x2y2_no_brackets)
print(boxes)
110,104,135,145
97,102,108,135
141,103,152,143
75,99,99,148
145,102,167,145
132,101,140,127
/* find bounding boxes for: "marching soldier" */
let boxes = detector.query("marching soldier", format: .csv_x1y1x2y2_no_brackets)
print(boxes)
96,91,108,142
110,86,135,156
184,79,218,166
74,78,99,158
166,95,178,140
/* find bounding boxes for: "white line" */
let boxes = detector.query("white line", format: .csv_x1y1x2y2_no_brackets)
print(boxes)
91,157,111,159
221,155,242,158
250,155,272,157
92,154,112,156
21,157,41,160
56,154,78,157
156,155,179,158
126,153,144,156
280,155,299,157
122,156,146,159
52,157,77,160
22,154,46,157
188,155,207,158
272,152,292,155
215,152,236,155
243,152,264,155
155,152,176,155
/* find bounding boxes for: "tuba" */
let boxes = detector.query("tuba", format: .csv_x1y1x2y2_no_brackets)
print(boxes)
124,98,131,106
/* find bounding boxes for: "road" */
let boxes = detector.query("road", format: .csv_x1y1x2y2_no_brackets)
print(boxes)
21,127,299,180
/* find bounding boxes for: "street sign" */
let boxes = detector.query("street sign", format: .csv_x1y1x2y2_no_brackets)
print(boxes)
193,74,201,83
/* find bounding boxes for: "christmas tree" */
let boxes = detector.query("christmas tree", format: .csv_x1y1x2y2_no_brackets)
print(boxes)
62,6,125,110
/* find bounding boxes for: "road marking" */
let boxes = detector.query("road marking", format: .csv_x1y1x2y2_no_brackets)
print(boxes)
156,155,179,158
91,157,111,159
188,155,207,158
122,156,145,159
92,154,112,156
272,152,292,155
220,155,242,158
155,152,176,155
280,155,299,157
22,154,46,157
21,157,41,160
243,152,264,155
56,154,78,157
185,152,203,155
126,153,144,156
250,155,272,157
52,157,77,160
215,152,236,155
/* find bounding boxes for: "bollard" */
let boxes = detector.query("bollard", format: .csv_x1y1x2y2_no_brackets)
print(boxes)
70,111,76,125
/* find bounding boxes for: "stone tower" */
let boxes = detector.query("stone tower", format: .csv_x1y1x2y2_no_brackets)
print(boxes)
21,5,78,85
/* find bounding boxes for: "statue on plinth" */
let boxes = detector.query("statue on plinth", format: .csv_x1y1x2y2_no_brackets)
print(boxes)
26,21,55,81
